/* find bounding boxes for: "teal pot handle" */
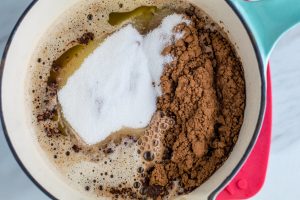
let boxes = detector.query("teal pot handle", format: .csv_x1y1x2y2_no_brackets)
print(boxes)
228,0,300,68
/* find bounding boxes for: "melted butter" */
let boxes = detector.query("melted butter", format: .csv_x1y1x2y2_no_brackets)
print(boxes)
49,6,175,90
108,6,157,26
48,6,176,140
49,39,102,89
108,6,174,34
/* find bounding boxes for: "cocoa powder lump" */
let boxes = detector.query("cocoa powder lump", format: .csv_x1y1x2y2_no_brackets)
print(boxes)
145,9,245,198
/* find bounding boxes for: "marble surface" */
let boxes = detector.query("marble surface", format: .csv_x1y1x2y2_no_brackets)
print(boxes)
0,1,300,199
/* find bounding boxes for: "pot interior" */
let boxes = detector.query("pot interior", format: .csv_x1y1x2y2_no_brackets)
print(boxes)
1,0,264,199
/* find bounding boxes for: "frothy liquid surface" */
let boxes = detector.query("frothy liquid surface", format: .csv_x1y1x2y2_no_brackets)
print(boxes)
28,0,246,199
58,14,188,145
29,0,189,198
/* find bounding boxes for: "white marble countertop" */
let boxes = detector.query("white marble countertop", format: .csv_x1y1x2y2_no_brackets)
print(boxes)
1,1,300,199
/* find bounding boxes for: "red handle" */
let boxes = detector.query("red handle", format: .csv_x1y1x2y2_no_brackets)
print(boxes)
217,64,272,200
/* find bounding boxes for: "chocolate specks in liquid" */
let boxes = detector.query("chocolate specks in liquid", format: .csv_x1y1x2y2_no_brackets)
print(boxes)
28,0,245,199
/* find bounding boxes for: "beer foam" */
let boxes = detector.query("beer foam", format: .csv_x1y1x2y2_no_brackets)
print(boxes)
58,14,189,145
137,112,174,165
28,0,192,198
65,112,174,197
67,138,141,189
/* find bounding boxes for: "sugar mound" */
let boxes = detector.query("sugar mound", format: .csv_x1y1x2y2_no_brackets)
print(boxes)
58,14,188,145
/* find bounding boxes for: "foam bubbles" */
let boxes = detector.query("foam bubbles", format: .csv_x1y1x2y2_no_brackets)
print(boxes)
67,138,141,190
137,112,174,166
28,0,190,199
62,111,174,198
58,14,188,145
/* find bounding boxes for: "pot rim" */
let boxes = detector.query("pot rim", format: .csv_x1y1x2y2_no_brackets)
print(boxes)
208,1,266,198
0,1,266,199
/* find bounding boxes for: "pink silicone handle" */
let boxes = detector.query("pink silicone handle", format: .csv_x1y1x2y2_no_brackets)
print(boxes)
217,64,272,200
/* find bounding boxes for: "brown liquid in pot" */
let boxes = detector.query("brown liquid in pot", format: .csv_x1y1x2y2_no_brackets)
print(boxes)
28,0,245,199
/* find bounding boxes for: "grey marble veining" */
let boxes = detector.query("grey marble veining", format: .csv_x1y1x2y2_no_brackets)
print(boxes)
252,25,300,200
270,28,300,154
1,0,300,199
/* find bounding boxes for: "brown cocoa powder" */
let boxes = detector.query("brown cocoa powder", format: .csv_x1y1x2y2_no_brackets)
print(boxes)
144,10,245,198
33,5,245,199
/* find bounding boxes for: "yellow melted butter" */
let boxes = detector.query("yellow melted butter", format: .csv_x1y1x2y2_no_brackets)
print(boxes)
108,6,157,26
48,39,101,89
50,6,174,90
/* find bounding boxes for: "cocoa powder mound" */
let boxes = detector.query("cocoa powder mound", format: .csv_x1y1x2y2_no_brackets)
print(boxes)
146,8,245,198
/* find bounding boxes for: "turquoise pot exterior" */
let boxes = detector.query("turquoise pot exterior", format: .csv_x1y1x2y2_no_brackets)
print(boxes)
229,0,300,68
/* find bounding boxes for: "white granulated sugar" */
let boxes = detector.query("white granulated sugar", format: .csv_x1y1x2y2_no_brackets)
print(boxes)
143,14,189,94
58,14,189,145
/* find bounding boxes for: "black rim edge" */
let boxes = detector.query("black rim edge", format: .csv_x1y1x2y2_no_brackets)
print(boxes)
208,1,267,199
0,0,56,199
0,1,266,200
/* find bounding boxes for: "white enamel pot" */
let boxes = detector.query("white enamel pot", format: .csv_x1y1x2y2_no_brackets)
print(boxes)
1,0,300,199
